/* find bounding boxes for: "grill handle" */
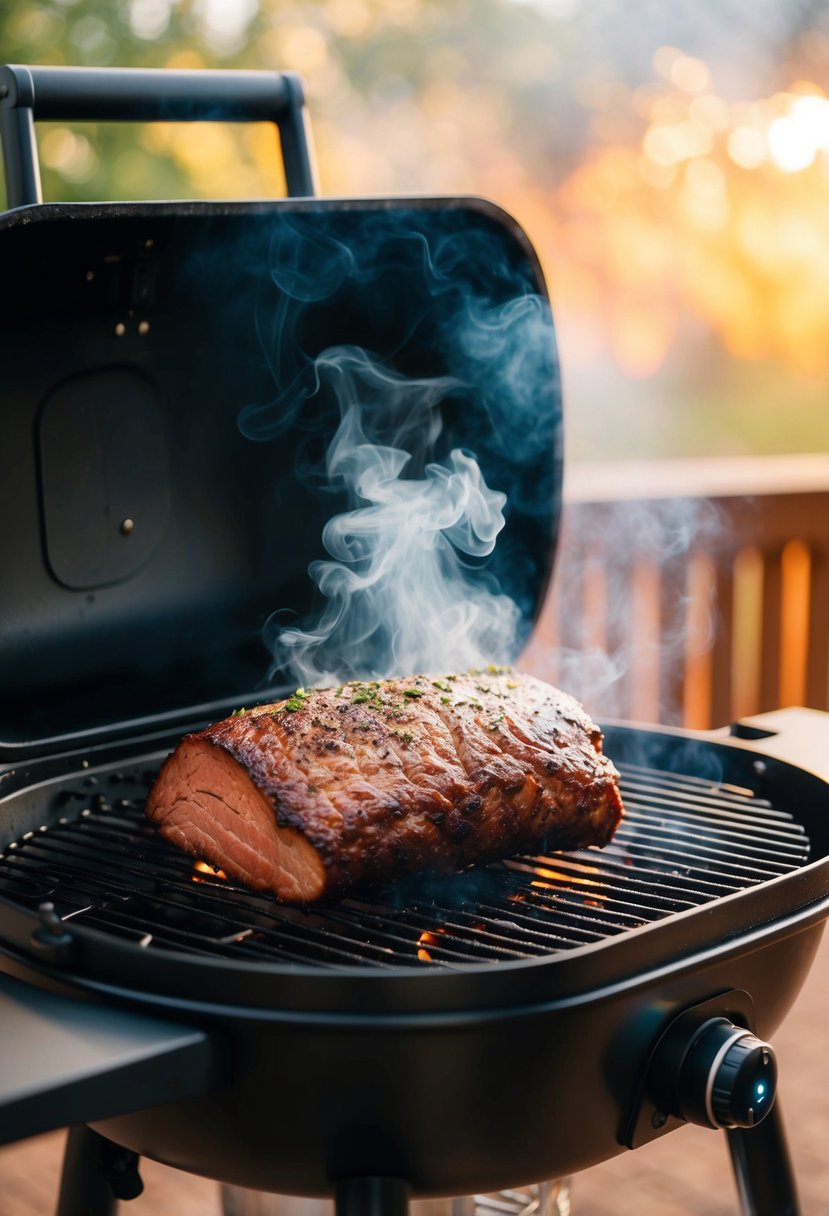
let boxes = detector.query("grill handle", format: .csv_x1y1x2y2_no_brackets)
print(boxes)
0,63,319,208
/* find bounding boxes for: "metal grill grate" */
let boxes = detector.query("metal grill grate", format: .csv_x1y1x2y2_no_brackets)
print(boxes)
0,760,810,970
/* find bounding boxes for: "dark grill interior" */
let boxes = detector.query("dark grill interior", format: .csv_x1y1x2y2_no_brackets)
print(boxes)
0,758,810,971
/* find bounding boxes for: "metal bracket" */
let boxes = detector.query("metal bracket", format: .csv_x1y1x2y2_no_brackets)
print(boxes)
29,902,76,965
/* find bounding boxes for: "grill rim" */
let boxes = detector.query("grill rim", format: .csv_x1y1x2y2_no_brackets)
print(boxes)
3,885,828,1027
0,753,811,970
2,720,829,1019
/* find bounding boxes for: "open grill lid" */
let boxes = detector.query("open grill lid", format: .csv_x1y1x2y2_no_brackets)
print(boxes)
0,67,563,761
0,199,561,760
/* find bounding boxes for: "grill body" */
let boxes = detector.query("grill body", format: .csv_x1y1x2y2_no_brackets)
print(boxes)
85,925,822,1196
2,717,828,1195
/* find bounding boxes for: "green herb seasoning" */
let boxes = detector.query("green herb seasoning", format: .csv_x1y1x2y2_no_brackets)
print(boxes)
284,688,308,713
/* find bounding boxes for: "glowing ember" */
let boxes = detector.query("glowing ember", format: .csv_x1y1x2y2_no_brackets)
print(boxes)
417,928,445,961
531,863,601,887
521,860,608,901
192,859,228,883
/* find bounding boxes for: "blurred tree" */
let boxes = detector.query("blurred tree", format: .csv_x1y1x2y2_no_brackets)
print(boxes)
0,0,601,209
4,0,829,458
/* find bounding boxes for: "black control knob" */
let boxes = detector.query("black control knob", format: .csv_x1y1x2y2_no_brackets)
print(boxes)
651,1014,777,1130
707,1024,776,1128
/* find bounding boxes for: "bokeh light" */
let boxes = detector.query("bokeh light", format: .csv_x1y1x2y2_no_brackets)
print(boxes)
5,2,829,460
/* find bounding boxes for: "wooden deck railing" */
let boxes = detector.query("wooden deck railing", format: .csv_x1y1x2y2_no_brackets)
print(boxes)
521,454,829,729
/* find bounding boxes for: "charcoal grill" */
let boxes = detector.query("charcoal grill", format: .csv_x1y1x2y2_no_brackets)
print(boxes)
1,64,829,1216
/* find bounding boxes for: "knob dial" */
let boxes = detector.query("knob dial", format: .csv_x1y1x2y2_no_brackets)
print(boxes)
651,1014,778,1130
708,1028,776,1128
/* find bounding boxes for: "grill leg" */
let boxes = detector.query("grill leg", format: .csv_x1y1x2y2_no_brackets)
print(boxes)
726,1103,800,1216
334,1178,410,1216
56,1125,144,1216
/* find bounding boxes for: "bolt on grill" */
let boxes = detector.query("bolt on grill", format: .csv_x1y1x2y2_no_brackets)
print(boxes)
0,759,810,971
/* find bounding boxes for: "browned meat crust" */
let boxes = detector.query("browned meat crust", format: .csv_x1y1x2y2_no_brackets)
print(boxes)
145,669,624,902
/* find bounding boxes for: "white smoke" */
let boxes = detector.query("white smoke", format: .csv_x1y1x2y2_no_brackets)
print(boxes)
267,347,521,686
523,492,728,724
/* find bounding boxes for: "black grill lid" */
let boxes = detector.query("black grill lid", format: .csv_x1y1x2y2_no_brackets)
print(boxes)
0,197,562,757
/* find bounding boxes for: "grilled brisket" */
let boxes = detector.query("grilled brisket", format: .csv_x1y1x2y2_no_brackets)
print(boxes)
145,670,624,902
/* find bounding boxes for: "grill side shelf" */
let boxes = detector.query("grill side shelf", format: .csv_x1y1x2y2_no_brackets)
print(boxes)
0,969,222,1146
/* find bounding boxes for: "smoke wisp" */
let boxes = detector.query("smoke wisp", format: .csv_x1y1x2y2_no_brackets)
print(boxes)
232,206,562,690
266,346,522,686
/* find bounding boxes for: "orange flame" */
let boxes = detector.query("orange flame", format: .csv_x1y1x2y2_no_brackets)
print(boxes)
417,928,445,961
524,860,608,902
531,863,601,887
192,859,228,883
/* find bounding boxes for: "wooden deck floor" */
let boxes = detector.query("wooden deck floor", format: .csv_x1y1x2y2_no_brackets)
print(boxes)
2,927,828,1216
